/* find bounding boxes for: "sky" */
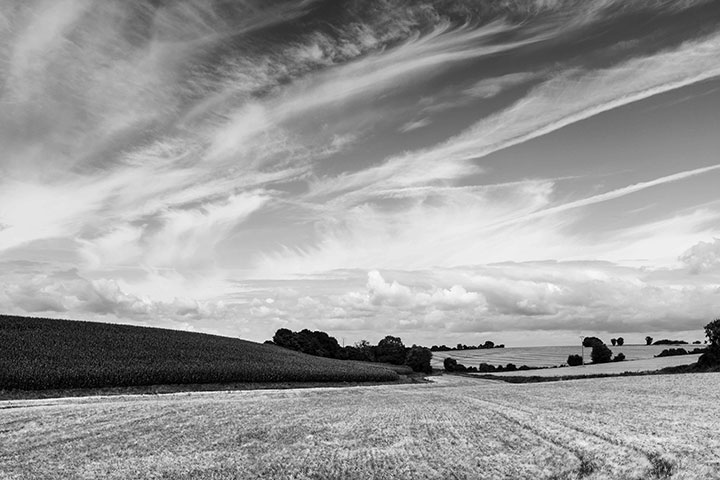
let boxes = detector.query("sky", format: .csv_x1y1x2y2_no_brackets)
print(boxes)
1,0,720,347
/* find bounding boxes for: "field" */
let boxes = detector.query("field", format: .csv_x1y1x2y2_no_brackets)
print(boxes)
488,355,702,378
430,345,700,370
0,315,399,391
2,373,719,479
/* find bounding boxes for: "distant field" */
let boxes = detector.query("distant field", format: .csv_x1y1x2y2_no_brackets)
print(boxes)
430,344,700,369
487,355,702,378
3,373,719,479
0,315,398,391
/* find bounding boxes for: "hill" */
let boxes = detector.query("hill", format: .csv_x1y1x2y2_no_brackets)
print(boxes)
0,315,399,392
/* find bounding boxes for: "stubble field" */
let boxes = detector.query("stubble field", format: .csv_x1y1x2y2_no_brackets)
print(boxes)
2,373,719,480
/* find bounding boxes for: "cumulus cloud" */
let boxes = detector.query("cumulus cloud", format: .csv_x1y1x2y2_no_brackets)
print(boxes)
680,238,720,274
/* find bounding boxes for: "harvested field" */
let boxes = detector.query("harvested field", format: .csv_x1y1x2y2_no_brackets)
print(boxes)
2,373,719,479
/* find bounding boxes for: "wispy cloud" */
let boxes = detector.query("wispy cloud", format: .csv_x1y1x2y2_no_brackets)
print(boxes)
1,0,719,343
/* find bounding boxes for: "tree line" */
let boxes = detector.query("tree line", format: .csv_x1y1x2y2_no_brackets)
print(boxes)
269,329,432,373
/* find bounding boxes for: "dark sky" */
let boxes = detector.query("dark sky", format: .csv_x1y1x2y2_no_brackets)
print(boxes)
1,0,720,346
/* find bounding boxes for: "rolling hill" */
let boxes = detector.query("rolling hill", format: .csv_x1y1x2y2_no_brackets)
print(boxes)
0,315,399,391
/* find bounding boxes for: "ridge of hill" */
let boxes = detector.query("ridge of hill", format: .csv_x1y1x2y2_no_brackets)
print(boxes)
0,315,399,392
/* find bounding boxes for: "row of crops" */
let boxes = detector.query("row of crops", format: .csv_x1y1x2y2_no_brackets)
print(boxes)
0,315,399,390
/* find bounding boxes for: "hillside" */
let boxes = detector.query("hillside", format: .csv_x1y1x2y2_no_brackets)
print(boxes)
0,315,399,391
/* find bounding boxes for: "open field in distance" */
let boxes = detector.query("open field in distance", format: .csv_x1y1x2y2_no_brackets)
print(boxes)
486,355,702,378
2,373,719,480
430,345,700,370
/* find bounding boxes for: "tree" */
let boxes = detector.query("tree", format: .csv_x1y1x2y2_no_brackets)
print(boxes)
443,357,457,372
698,319,720,367
567,354,583,366
617,337,624,346
645,336,654,346
354,339,375,361
483,340,495,349
582,337,604,348
273,328,299,351
704,319,720,349
610,338,617,346
376,336,406,365
405,345,432,373
591,344,612,364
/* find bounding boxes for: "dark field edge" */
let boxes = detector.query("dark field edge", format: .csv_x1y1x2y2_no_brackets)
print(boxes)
0,372,433,402
461,363,720,384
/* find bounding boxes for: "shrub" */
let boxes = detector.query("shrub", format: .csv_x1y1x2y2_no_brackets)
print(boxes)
613,353,626,362
591,344,612,364
616,337,624,346
405,345,432,373
505,363,517,372
610,338,617,346
567,354,583,366
443,357,457,372
645,336,653,345
656,348,687,358
477,363,496,372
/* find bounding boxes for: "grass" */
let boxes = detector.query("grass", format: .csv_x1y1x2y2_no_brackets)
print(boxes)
0,315,399,393
2,373,719,479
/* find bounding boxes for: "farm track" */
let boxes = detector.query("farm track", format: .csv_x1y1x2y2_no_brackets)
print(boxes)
1,374,719,480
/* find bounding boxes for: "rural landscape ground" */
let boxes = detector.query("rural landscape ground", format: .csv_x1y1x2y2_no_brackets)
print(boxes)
2,373,720,480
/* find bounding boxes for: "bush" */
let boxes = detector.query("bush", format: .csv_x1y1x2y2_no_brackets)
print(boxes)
567,354,583,366
616,337,624,346
477,363,496,373
405,345,432,373
698,349,720,368
443,357,457,372
645,336,653,345
591,344,612,364
505,363,517,372
656,348,688,358
613,353,626,362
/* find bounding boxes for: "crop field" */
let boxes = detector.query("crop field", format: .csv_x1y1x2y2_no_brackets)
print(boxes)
430,345,699,370
488,355,703,378
2,373,719,480
0,315,398,391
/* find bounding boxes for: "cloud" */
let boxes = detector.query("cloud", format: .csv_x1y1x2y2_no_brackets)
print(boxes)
464,72,542,98
304,29,720,206
80,192,269,272
680,238,720,274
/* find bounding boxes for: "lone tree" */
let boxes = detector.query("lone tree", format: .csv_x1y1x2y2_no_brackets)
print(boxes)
591,344,613,364
405,345,432,373
698,319,720,367
611,338,617,346
705,319,720,349
617,337,624,346
645,336,654,346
